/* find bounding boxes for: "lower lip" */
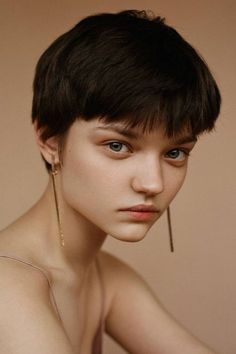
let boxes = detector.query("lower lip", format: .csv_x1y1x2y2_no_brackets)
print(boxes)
120,210,158,221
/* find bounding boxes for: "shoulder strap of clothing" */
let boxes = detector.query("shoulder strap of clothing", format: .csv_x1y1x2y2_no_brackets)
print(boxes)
0,254,105,325
93,256,105,354
0,254,62,323
95,256,106,328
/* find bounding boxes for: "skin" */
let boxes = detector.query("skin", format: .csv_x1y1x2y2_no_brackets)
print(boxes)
0,117,218,353
35,117,196,271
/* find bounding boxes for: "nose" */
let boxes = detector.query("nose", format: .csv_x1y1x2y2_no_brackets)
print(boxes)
131,156,164,197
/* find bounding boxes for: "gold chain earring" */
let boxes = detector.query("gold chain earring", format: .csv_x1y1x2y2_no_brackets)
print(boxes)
51,155,65,248
167,206,174,252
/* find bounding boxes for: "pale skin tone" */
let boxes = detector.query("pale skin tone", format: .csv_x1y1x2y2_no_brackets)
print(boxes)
0,117,218,353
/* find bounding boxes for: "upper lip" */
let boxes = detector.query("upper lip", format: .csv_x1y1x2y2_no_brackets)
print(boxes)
119,204,159,212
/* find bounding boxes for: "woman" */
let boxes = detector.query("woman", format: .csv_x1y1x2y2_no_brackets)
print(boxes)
0,9,221,354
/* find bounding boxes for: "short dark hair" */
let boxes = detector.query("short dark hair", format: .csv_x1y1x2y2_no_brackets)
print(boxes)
31,9,221,171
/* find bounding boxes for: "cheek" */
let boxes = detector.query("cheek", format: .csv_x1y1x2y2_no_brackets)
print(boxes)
165,165,188,201
60,149,125,215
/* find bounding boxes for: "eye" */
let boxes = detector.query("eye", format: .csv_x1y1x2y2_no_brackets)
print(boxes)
106,141,130,153
165,148,190,161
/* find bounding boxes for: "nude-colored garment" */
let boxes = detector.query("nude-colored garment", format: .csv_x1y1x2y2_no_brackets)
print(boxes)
0,254,105,354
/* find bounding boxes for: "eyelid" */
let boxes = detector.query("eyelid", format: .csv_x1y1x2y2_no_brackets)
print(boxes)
170,140,195,148
103,138,131,146
178,147,191,155
166,146,191,153
170,144,194,154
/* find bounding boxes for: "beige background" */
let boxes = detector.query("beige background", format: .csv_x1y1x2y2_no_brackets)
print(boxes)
0,1,235,353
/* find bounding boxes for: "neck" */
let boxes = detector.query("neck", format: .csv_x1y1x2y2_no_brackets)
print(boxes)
25,178,107,276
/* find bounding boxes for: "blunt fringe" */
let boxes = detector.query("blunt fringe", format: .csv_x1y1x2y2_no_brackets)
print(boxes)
31,9,221,171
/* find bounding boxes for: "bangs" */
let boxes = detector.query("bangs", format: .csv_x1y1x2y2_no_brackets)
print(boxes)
80,62,220,139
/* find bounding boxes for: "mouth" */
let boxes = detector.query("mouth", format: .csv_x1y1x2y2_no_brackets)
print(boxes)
118,204,160,221
119,204,159,212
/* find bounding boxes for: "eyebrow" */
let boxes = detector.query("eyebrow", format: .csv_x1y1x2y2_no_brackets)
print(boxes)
94,125,197,144
94,125,141,139
172,135,197,145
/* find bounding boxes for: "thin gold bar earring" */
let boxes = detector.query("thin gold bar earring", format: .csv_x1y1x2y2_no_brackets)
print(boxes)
51,156,65,248
167,206,174,252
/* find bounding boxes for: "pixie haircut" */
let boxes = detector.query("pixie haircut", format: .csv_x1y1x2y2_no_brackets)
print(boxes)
31,9,221,171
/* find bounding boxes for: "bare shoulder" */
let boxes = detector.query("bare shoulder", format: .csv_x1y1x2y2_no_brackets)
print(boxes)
0,257,73,354
98,250,152,310
0,254,50,294
0,256,54,325
98,251,217,354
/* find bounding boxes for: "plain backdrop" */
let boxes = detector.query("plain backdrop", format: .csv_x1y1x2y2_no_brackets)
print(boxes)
0,1,235,353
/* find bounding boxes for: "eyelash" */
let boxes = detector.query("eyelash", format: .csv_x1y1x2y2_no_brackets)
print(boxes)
105,141,191,161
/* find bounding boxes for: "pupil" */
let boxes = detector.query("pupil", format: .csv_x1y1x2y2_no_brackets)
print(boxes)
169,149,179,158
111,142,122,151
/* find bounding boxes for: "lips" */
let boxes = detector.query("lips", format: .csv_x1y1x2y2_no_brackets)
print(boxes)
119,204,159,212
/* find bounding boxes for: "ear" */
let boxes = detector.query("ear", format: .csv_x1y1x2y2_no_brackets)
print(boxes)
33,121,60,165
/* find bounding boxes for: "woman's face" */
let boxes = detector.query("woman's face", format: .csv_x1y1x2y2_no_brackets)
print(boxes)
59,118,197,242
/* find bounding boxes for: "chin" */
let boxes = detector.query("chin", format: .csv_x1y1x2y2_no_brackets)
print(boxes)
108,224,151,243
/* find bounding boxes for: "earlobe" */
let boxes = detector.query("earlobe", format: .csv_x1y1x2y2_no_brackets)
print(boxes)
33,121,59,165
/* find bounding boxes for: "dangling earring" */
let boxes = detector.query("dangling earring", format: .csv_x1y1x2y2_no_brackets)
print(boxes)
167,206,174,252
51,155,65,248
